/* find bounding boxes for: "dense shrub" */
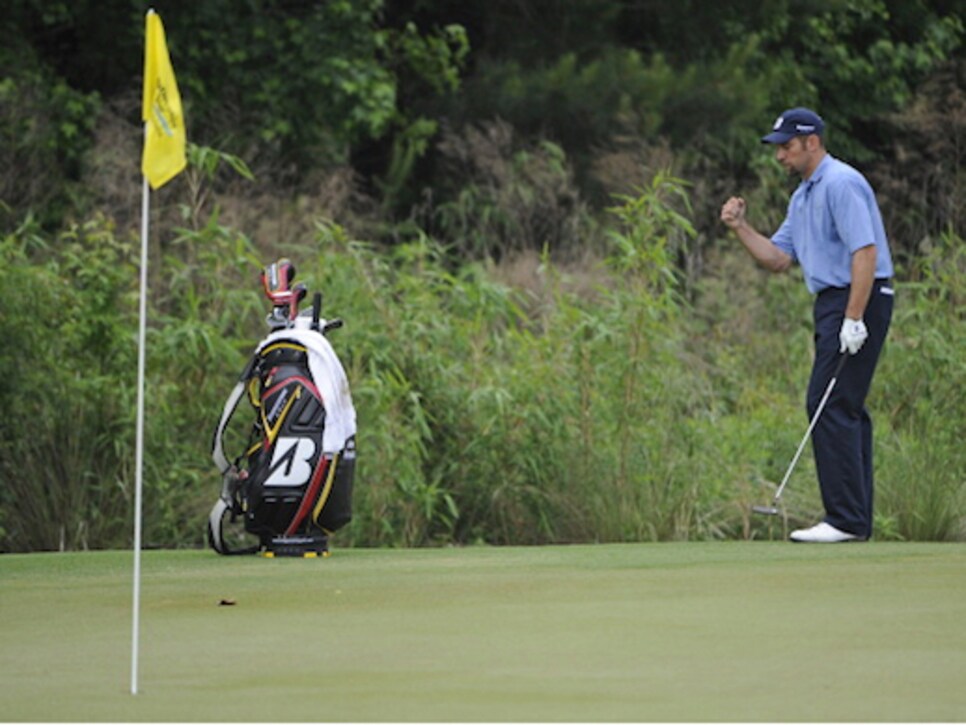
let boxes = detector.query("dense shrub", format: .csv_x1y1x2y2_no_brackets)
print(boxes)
430,120,594,259
0,217,136,550
4,171,961,551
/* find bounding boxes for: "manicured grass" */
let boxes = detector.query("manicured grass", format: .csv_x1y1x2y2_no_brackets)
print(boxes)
2,542,965,721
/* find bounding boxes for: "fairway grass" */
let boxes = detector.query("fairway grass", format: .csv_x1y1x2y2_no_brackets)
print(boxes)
2,542,965,722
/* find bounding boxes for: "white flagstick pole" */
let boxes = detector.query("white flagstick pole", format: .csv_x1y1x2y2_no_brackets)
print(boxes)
131,169,150,695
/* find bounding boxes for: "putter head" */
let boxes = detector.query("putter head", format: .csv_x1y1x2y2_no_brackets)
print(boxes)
752,504,780,516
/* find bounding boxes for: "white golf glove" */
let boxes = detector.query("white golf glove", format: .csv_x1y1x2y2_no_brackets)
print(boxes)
839,317,868,355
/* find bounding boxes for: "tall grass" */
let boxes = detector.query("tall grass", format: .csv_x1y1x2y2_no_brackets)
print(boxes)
873,229,966,540
1,182,963,550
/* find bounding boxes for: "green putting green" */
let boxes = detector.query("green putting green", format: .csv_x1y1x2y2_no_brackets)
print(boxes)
2,543,964,721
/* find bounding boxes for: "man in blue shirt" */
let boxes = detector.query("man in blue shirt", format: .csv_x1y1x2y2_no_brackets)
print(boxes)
720,107,894,543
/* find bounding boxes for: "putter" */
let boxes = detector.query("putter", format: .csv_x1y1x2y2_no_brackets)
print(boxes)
753,353,848,516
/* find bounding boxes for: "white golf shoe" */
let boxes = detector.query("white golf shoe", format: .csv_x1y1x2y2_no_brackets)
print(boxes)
789,522,862,543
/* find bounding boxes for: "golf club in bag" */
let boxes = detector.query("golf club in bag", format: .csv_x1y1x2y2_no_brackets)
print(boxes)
207,258,357,556
753,353,848,516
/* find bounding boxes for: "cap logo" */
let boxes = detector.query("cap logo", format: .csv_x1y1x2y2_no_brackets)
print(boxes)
795,123,815,133
773,115,784,131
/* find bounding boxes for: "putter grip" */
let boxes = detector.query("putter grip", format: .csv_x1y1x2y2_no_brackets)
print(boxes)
311,293,322,331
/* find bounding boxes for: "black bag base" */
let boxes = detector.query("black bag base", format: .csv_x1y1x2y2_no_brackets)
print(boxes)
260,533,330,558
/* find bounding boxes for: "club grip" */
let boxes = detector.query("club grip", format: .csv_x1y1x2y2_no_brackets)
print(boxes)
311,292,322,332
322,319,343,335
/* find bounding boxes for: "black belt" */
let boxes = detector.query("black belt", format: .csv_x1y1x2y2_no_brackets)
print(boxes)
819,278,892,295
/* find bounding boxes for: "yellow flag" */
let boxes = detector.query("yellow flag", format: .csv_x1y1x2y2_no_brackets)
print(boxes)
141,10,186,189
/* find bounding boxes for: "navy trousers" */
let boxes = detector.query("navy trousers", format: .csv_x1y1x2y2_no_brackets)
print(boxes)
809,279,893,539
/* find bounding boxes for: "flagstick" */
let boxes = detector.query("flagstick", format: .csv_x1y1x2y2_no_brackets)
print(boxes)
131,171,150,695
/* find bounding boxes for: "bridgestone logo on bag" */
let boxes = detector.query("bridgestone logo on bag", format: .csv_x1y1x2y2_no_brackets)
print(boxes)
264,437,317,486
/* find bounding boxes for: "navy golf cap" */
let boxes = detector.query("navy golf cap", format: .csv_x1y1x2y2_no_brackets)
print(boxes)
762,107,825,144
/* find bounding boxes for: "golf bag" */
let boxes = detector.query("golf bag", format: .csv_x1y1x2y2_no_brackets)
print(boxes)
207,259,357,556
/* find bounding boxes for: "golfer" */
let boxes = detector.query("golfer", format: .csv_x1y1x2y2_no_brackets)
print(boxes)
720,107,894,543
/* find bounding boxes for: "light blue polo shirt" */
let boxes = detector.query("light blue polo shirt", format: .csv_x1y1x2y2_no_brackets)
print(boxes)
771,154,894,294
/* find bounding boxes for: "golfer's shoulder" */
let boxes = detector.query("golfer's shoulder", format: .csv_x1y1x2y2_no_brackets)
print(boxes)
824,155,870,186
823,156,874,199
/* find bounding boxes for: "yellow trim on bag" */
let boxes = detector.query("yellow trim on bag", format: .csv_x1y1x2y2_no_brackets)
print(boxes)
261,342,308,356
262,385,301,446
312,453,340,524
247,378,261,407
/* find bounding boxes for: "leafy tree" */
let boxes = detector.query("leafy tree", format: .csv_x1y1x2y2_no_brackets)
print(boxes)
3,0,468,187
754,0,965,162
0,30,100,230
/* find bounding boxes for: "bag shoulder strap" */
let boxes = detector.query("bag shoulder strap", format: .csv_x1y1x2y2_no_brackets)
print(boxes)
211,354,259,474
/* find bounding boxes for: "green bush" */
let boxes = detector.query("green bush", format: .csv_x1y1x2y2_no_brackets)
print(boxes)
1,181,962,551
0,216,136,550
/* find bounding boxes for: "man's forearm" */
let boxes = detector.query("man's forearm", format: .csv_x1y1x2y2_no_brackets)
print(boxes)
720,196,792,273
845,245,877,319
733,221,793,274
